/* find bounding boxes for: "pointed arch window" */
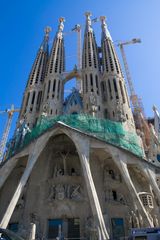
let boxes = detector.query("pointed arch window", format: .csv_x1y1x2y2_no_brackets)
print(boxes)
113,78,119,99
85,75,88,93
110,44,120,74
104,42,109,72
119,81,125,104
42,83,46,102
101,81,107,101
108,79,113,99
95,75,99,95
31,91,36,105
48,80,51,94
53,79,56,92
124,85,130,108
104,109,109,119
25,92,30,108
92,42,97,68
57,80,60,99
90,74,93,91
36,91,42,111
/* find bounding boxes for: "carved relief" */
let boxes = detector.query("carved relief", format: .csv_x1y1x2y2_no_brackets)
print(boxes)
55,184,65,200
70,185,82,200
47,184,83,201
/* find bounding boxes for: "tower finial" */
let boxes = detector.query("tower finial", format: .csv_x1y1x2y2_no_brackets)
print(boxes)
85,11,92,32
100,16,106,21
44,26,52,37
40,26,51,51
85,11,92,17
100,16,112,41
58,17,65,32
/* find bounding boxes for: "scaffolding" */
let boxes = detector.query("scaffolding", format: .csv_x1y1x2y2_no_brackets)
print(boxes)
5,114,144,160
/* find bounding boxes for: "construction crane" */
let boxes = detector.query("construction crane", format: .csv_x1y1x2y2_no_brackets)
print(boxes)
0,104,20,162
117,39,151,153
72,24,82,70
117,38,142,113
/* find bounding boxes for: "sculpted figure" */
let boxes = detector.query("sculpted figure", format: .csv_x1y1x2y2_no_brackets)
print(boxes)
57,168,64,177
86,217,99,240
118,193,125,205
153,215,159,227
89,92,97,106
70,185,82,200
131,211,140,228
103,166,109,182
42,102,49,115
56,184,65,200
48,185,56,201
126,213,133,228
116,100,126,122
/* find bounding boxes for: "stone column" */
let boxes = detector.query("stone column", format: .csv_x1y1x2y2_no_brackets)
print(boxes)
75,136,110,240
111,151,154,227
0,136,48,229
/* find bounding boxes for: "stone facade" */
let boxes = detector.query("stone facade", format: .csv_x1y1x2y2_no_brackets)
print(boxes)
0,126,160,240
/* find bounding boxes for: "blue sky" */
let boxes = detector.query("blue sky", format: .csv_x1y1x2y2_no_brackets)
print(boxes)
0,0,160,139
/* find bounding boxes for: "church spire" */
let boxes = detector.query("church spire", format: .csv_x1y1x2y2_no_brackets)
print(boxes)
41,26,52,52
82,12,102,118
82,12,99,70
100,16,112,41
18,27,51,129
100,16,135,130
41,18,65,117
46,17,65,76
27,27,51,87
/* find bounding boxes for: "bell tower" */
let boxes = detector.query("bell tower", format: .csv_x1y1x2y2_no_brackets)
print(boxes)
41,18,65,116
18,27,51,128
82,12,102,117
100,16,135,130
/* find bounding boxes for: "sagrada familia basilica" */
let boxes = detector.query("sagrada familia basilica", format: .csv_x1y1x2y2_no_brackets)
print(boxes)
0,12,160,240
